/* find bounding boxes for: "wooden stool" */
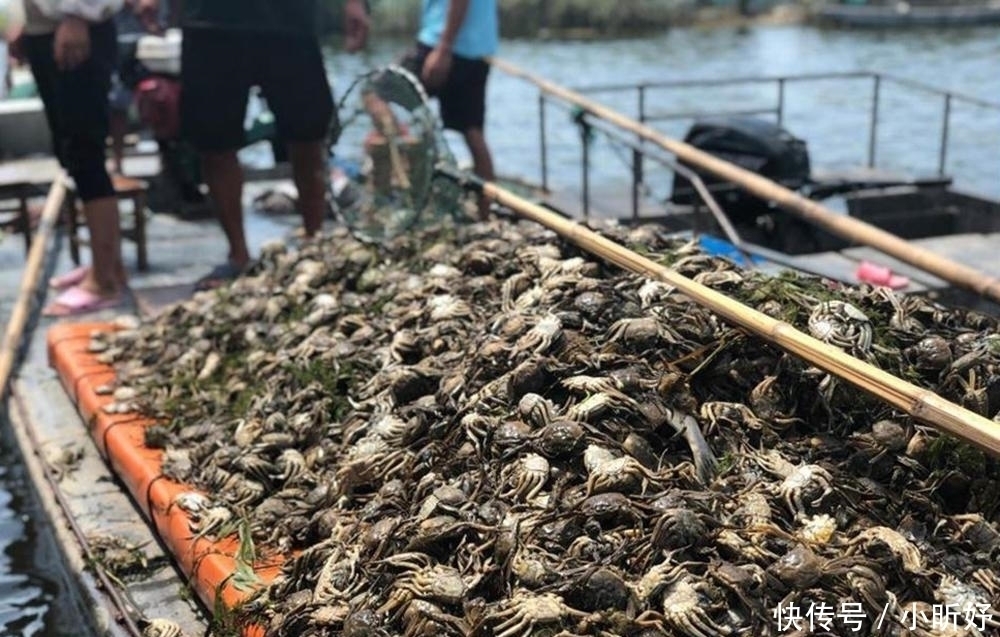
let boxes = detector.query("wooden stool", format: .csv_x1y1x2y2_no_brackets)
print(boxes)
0,157,63,254
0,182,36,252
67,174,150,271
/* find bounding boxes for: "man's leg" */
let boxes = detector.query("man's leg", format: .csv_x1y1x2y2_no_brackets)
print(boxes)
201,150,250,267
181,28,252,277
260,34,334,238
464,127,495,182
441,56,494,218
287,141,327,237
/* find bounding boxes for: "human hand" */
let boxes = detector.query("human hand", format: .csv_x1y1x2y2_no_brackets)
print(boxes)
54,16,91,71
344,0,369,52
421,45,453,91
134,0,163,33
6,24,24,66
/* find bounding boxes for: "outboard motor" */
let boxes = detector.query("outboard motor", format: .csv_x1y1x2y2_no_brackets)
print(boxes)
671,117,811,225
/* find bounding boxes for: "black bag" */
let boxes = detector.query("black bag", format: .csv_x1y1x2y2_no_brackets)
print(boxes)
671,117,811,224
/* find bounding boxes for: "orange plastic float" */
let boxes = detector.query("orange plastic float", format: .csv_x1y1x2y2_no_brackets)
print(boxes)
48,323,280,633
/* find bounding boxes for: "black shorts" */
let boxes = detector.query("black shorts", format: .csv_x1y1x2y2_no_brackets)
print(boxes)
24,20,117,202
400,43,489,132
181,28,334,152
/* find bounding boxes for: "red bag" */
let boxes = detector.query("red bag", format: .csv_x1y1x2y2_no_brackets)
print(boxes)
136,77,182,140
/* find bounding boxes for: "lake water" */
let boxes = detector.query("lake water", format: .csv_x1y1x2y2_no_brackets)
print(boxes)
327,25,1000,205
0,426,68,637
4,23,1000,635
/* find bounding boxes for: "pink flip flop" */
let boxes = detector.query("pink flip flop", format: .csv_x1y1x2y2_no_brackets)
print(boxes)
42,284,123,317
855,261,910,290
49,265,90,290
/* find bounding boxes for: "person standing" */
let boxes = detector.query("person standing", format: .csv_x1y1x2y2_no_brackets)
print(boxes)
137,0,370,290
108,0,170,175
403,0,498,216
8,0,128,315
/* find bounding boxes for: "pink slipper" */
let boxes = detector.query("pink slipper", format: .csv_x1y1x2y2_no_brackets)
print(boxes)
42,285,123,317
49,265,90,290
856,261,910,290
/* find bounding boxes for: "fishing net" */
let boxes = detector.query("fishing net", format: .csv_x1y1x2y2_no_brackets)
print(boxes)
330,65,465,243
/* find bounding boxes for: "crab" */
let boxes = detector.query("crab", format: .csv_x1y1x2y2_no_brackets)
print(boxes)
583,444,661,496
605,316,673,349
501,453,550,502
561,374,623,395
400,599,468,637
141,618,185,637
699,401,766,434
513,313,563,355
313,546,365,604
488,591,587,637
807,300,873,354
425,294,472,321
934,575,1000,630
189,505,234,539
637,279,675,307
650,507,709,551
369,413,419,447
566,391,638,423
636,573,730,637
693,269,745,288
376,552,481,619
755,449,834,519
500,273,533,312
846,525,925,574
518,393,558,428
274,448,308,483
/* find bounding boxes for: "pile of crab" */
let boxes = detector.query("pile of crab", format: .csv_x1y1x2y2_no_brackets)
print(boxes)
91,219,1000,637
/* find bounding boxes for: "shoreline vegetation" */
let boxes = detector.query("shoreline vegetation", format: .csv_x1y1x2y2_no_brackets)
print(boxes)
320,0,813,38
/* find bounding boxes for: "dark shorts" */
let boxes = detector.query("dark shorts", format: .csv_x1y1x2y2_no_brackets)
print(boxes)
181,28,334,152
400,43,489,132
24,20,117,202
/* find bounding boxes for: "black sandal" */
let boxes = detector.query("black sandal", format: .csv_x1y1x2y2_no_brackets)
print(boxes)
193,262,250,292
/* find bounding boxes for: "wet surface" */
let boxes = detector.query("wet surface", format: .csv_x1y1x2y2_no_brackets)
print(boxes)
0,429,74,637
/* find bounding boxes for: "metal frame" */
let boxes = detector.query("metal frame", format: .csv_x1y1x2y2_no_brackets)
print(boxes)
534,71,1000,221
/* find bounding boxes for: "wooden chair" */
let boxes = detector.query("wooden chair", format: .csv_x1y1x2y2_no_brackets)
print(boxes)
67,174,150,271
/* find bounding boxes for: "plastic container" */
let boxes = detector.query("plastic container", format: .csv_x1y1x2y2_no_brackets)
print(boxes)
136,28,182,76
0,98,53,158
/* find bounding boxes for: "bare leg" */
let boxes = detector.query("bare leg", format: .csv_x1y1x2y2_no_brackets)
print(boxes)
464,127,495,218
201,150,250,268
78,195,126,294
288,140,327,237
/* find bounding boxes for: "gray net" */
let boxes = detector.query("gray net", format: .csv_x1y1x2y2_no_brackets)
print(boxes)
331,65,465,243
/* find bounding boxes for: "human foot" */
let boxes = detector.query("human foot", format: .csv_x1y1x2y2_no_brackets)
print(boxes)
42,284,123,317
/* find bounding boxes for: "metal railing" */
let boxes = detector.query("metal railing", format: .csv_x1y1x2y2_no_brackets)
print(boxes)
534,70,1000,222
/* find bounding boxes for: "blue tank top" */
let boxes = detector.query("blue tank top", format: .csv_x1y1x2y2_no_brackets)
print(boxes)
417,0,498,59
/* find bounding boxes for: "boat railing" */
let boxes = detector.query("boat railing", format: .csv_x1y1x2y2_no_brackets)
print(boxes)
532,70,1000,221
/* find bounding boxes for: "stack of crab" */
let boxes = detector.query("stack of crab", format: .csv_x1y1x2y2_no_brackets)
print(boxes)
93,219,1000,637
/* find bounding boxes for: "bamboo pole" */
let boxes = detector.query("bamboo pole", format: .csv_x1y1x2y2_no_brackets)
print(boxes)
489,57,1000,305
472,177,1000,456
0,175,68,401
